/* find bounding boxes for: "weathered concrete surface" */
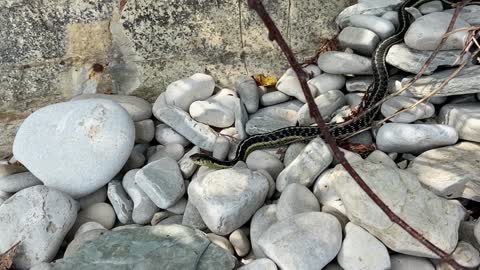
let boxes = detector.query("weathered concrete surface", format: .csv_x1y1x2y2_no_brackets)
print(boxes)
0,0,354,159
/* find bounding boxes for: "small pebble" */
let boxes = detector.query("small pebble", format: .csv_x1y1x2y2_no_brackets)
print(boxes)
134,119,155,143
74,222,106,238
381,11,399,28
178,146,201,178
122,169,158,224
164,73,215,111
148,143,185,163
229,228,251,257
349,14,395,40
390,254,434,270
238,258,278,270
246,100,302,135
235,76,260,114
438,103,480,143
182,200,207,230
207,233,235,255
189,98,235,128
260,91,290,106
276,67,319,103
297,90,346,125
166,197,187,215
283,142,306,167
276,183,320,220
78,186,107,210
212,136,230,161
150,211,171,225
0,172,42,193
107,180,133,224
307,73,346,95
250,204,278,258
338,26,379,56
381,96,435,123
246,150,284,179
418,0,443,14
154,123,190,146
317,51,372,75
345,76,372,92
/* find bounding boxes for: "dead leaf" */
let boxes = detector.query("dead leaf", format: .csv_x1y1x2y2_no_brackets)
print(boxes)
0,242,20,270
252,74,277,87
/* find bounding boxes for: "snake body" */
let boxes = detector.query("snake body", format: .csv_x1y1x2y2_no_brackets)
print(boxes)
190,0,424,169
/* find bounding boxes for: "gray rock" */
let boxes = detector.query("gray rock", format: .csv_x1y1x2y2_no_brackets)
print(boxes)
213,136,231,161
317,51,372,75
345,93,364,108
123,144,147,170
386,43,468,75
51,225,237,270
376,123,458,153
297,90,346,125
418,0,443,14
0,172,42,193
74,222,106,238
234,97,249,140
158,214,183,225
246,100,302,135
150,211,172,225
444,5,480,26
382,11,399,28
235,77,260,114
345,76,372,92
260,91,290,106
207,233,235,255
69,203,116,239
246,150,284,179
148,144,185,163
313,169,346,215
154,123,190,146
30,262,53,270
438,103,480,143
402,66,480,97
339,26,380,55
331,160,465,258
336,0,403,28
408,142,480,199
381,96,435,123
276,138,333,192
64,229,107,258
276,183,320,220
238,259,278,270
307,73,346,95
166,197,188,215
250,204,278,258
182,200,207,230
188,167,269,235
190,98,235,128
404,12,470,51
337,222,390,270
123,169,158,224
107,180,133,224
0,186,77,269
276,67,320,103
135,157,185,209
258,212,342,270
390,254,434,270
77,186,107,210
349,14,395,40
283,142,306,167
13,99,135,198
178,146,201,178
153,93,217,151
134,119,155,143
435,241,480,269
164,73,215,111
71,94,152,121
229,228,250,257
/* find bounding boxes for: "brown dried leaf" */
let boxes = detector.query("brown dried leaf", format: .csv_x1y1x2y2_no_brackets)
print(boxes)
0,242,20,270
252,74,277,87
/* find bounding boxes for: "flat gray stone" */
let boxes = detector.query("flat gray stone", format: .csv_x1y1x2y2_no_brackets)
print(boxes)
77,186,107,210
408,142,480,199
107,179,133,224
246,150,284,179
188,167,269,235
134,119,155,143
229,228,250,257
178,146,201,179
234,97,249,140
444,5,480,26
235,77,260,114
238,258,278,270
404,12,470,51
438,103,480,143
0,171,42,193
276,138,333,192
135,157,185,209
317,51,372,75
381,96,435,123
307,73,346,95
189,97,235,128
123,169,158,225
154,123,190,146
213,136,231,161
258,212,342,270
13,99,135,198
250,204,278,258
345,76,372,92
390,254,434,270
336,0,403,28
153,93,217,151
386,43,468,75
71,94,152,121
0,186,77,269
276,67,320,103
376,123,458,153
276,183,320,220
182,200,207,230
418,0,443,14
349,14,395,40
297,90,346,125
51,225,237,270
246,100,303,135
165,73,215,111
148,144,185,163
260,91,290,107
339,26,379,56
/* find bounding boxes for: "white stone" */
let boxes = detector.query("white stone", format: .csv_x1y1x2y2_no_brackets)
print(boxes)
213,136,230,161
276,183,320,220
0,186,77,269
345,93,364,108
317,51,372,75
276,67,319,103
123,144,146,171
178,146,201,178
246,100,302,135
382,11,399,28
153,93,217,151
338,27,379,56
182,200,207,230
70,202,115,239
260,91,290,106
189,98,235,128
234,97,249,140
0,172,42,193
13,99,135,198
238,258,278,270
313,169,346,215
164,73,215,111
283,142,306,167
71,94,152,121
107,179,133,224
337,222,391,270
435,241,480,269
336,0,403,28
418,0,443,14
258,212,342,270
331,160,465,258
122,169,158,224
390,254,434,270
404,12,470,51
135,157,185,209
297,90,346,125
386,43,468,75
349,14,395,40
366,150,397,169
154,123,190,146
250,204,278,258
188,167,269,235
74,221,106,238
381,96,435,123
438,103,480,143
408,142,480,199
308,73,346,95
207,233,235,255
246,150,284,179
235,77,260,113
134,119,154,143
444,5,480,26
346,76,372,92
276,138,333,192
376,123,458,153
148,144,185,163
229,228,251,257
166,197,187,215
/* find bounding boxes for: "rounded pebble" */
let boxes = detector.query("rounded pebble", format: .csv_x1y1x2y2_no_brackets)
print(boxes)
297,90,346,125
276,67,319,103
246,150,284,179
418,0,443,14
78,186,107,210
148,143,185,163
123,169,158,224
0,171,42,193
164,73,215,111
381,96,435,123
276,183,320,220
338,26,380,55
155,123,190,146
260,91,290,106
107,179,133,224
229,228,251,257
235,76,260,114
317,51,372,75
134,119,155,143
213,136,231,161
189,98,235,128
349,14,395,40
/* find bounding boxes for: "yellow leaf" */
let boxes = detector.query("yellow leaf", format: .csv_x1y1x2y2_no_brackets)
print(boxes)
253,74,277,87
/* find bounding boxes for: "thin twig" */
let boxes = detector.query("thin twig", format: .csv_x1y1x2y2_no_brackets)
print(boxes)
246,0,464,268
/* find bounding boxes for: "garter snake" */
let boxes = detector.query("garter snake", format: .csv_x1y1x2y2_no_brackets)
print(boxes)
190,0,464,169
